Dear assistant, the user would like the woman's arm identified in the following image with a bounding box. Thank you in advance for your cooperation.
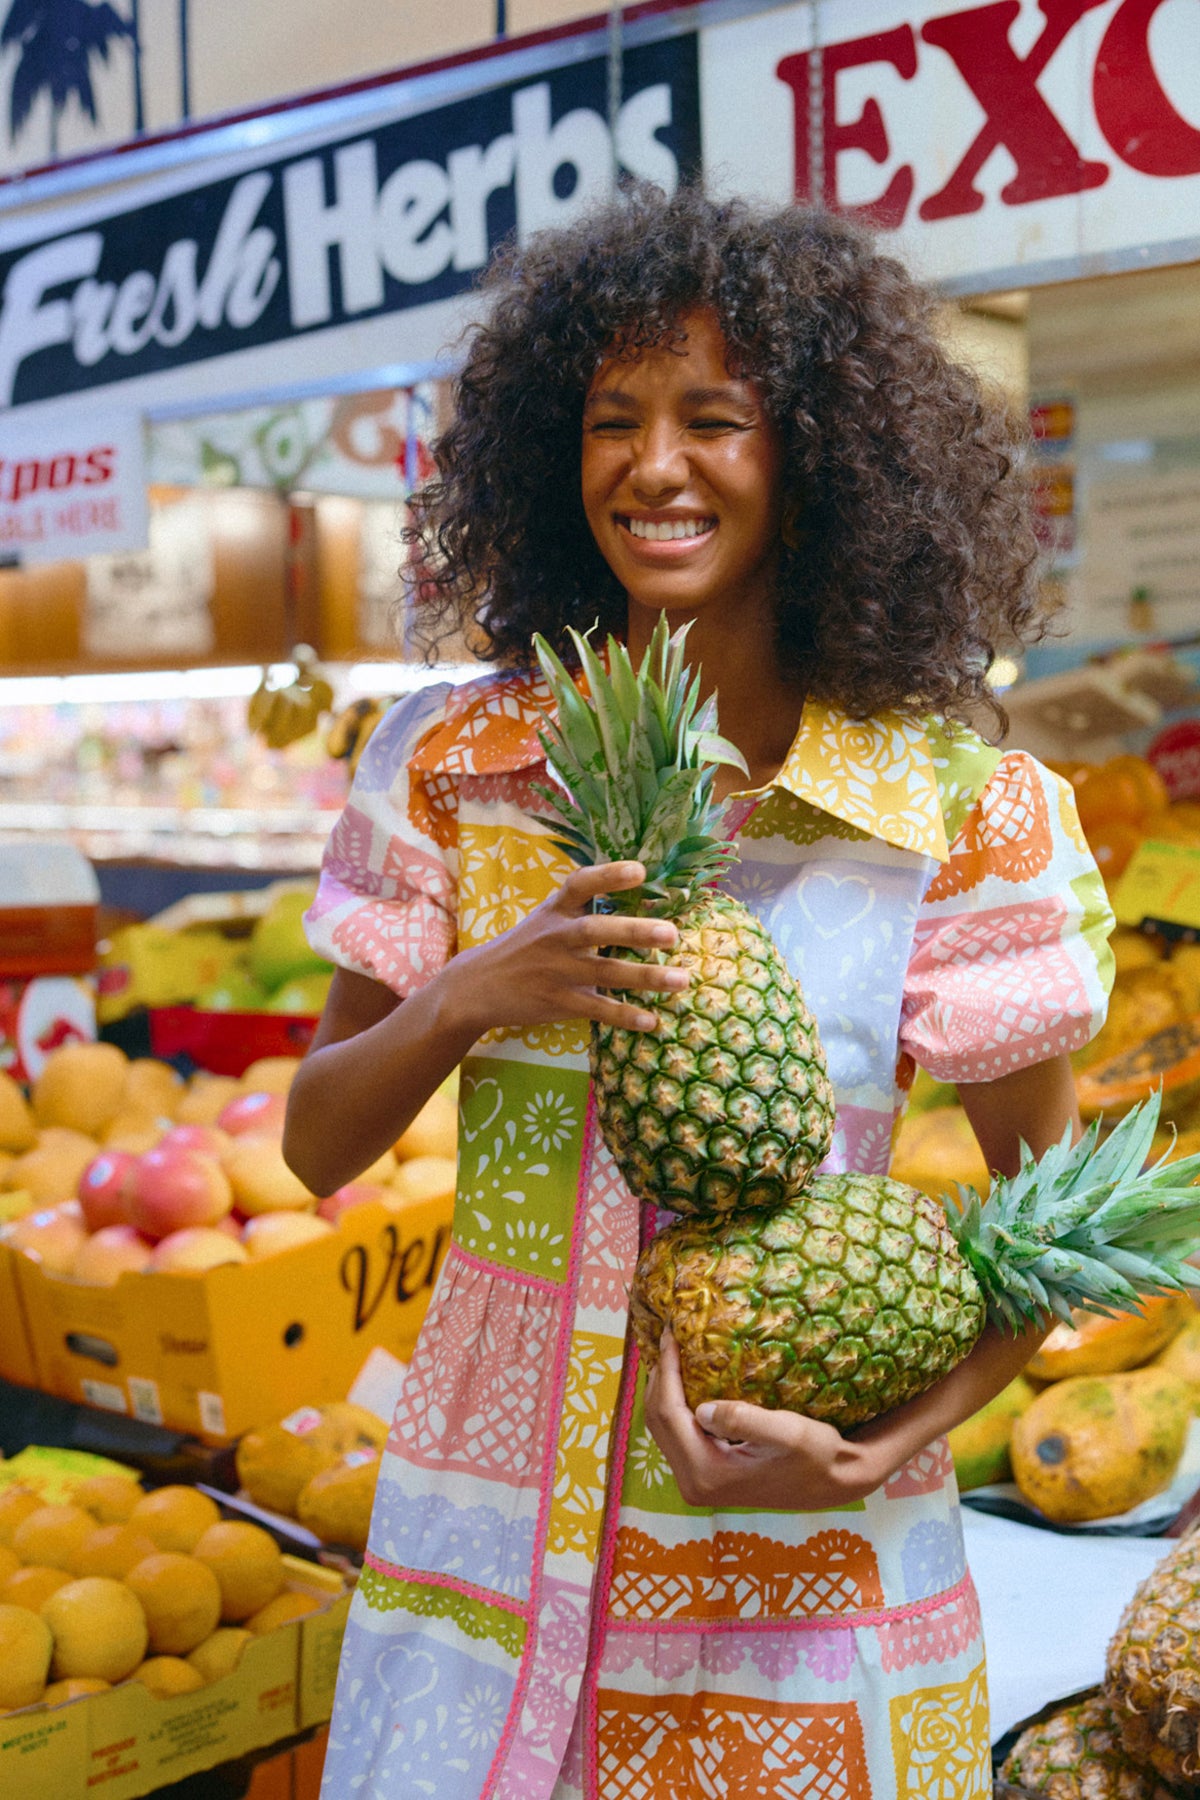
[284,860,688,1198]
[643,1053,1080,1511]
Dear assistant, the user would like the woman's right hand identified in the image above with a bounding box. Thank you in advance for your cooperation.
[442,860,689,1039]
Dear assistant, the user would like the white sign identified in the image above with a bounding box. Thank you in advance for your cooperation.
[701,0,1200,289]
[1067,455,1200,646]
[0,411,148,564]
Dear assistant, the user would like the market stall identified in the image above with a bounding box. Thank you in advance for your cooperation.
[1,1,1199,1795]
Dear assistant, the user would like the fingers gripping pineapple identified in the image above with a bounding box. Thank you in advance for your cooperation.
[536,618,1200,1432]
[533,616,836,1215]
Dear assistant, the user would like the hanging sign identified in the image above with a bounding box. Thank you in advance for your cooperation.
[0,411,148,563]
[0,36,699,418]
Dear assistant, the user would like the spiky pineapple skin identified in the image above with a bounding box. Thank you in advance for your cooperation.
[592,891,835,1216]
[1001,1692,1180,1800]
[629,1171,986,1428]
[1106,1532,1200,1787]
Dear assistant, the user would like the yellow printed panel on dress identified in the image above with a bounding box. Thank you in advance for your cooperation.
[548,1328,625,1558]
[457,822,572,947]
[890,1660,990,1800]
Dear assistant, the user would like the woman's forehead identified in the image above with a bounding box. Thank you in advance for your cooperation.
[586,308,755,398]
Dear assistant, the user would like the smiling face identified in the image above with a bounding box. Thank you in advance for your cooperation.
[581,309,785,634]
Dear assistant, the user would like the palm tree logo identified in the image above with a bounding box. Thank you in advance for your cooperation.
[2,0,135,157]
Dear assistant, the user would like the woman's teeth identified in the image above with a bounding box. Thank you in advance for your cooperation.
[624,517,714,541]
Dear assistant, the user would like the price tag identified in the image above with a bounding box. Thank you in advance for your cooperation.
[1113,838,1200,930]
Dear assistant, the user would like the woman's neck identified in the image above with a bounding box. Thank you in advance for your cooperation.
[625,603,806,800]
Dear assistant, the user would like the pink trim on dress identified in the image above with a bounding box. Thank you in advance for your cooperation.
[361,1551,531,1619]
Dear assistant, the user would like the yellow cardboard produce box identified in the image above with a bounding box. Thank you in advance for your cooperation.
[0,1560,349,1800]
[9,1195,451,1441]
[0,1233,36,1386]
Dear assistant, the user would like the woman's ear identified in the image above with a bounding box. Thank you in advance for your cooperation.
[781,504,806,552]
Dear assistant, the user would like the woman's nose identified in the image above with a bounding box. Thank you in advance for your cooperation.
[630,422,686,496]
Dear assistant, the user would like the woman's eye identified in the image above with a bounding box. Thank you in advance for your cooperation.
[691,418,740,432]
[589,418,635,434]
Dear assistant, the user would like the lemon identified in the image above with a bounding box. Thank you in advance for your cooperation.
[187,1626,252,1685]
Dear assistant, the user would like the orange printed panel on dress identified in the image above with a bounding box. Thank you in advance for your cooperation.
[596,1687,872,1800]
[925,758,1052,903]
[608,1526,884,1622]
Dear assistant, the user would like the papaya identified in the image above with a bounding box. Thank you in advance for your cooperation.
[889,1106,990,1205]
[1010,1368,1191,1524]
[1073,967,1186,1072]
[947,1374,1037,1490]
[1075,1014,1200,1124]
[235,1402,387,1518]
[1152,1315,1200,1402]
[295,1451,380,1552]
[1025,1294,1193,1382]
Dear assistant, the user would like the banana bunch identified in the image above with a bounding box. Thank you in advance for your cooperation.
[247,646,335,750]
[326,696,389,777]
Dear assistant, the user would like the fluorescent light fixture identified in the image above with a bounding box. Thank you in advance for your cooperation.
[344,661,483,693]
[0,665,296,707]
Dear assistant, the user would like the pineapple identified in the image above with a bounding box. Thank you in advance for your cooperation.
[1000,1691,1179,1800]
[533,619,835,1214]
[631,1098,1200,1427]
[536,619,1200,1432]
[1106,1530,1200,1787]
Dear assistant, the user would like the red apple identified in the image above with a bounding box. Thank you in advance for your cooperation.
[77,1150,137,1232]
[317,1181,390,1224]
[147,1227,249,1272]
[127,1145,234,1241]
[216,1091,287,1139]
[73,1224,153,1285]
[158,1124,231,1159]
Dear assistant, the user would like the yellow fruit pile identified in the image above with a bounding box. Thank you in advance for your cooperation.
[0,1477,321,1715]
[0,1042,457,1281]
[235,1402,387,1554]
[949,1295,1200,1523]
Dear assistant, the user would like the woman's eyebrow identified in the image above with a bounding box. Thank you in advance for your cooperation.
[583,386,640,412]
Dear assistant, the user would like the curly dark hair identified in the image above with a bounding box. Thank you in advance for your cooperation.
[407,184,1043,729]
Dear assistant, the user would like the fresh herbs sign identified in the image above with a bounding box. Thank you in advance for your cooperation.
[0,36,699,410]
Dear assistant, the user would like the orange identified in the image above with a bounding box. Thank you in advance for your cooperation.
[1103,753,1169,819]
[244,1590,322,1635]
[125,1552,222,1656]
[0,1487,41,1547]
[10,1504,96,1574]
[75,1524,160,1581]
[133,1655,206,1697]
[71,1475,142,1524]
[40,1577,148,1682]
[43,1676,110,1705]
[187,1626,252,1684]
[0,1603,53,1710]
[191,1521,284,1623]
[0,1545,20,1585]
[1084,818,1143,884]
[2,1565,72,1612]
[129,1486,221,1554]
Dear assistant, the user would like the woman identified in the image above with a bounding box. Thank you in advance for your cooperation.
[286,185,1113,1800]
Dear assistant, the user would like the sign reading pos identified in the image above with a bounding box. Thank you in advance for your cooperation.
[0,413,148,564]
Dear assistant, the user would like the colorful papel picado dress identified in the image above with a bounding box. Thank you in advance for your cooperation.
[305,668,1114,1800]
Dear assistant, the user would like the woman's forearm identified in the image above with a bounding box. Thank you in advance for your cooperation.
[283,962,480,1197]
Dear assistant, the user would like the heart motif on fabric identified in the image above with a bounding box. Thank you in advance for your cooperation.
[795,871,876,939]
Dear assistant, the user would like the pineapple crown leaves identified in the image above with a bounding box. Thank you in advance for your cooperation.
[946,1091,1200,1333]
[530,616,749,914]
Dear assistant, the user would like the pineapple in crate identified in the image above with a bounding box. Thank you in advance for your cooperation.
[534,621,1200,1432]
[1000,1690,1179,1800]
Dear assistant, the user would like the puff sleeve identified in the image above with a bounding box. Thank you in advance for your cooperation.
[898,750,1115,1083]
[304,685,458,998]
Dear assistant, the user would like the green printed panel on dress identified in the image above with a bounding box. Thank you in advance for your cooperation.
[455,1055,590,1280]
[359,1564,527,1658]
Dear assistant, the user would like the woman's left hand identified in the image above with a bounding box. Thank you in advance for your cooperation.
[643,1331,886,1512]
